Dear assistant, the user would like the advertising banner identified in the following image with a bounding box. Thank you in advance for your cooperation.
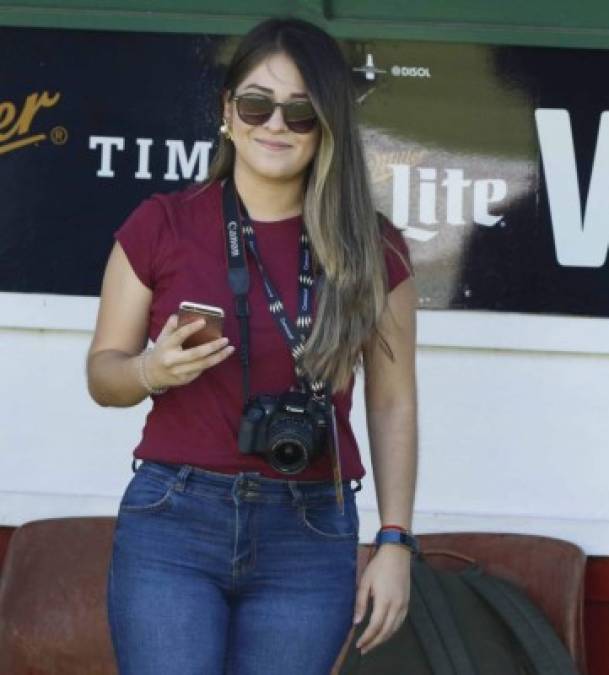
[1,26,608,315]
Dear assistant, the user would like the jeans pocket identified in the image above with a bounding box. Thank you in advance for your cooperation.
[299,494,359,540]
[119,471,174,513]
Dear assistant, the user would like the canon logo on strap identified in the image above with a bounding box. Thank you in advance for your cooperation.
[227,220,239,258]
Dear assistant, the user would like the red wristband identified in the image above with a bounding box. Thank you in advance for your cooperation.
[380,524,410,531]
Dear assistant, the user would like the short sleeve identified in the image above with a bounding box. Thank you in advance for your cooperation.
[379,214,413,292]
[113,196,168,290]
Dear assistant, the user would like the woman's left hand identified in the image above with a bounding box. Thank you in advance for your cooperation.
[352,544,412,655]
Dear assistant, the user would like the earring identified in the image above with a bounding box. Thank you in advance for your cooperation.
[220,117,233,141]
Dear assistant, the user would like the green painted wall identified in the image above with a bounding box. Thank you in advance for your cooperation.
[1,0,609,49]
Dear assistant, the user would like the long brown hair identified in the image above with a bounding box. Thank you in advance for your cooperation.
[200,18,410,393]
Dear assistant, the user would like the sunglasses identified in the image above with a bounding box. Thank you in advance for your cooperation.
[232,93,318,134]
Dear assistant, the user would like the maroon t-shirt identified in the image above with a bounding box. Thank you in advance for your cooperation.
[113,179,411,481]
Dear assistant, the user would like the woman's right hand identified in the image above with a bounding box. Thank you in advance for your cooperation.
[143,314,235,390]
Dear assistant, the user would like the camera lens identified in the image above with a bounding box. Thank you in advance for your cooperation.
[272,441,307,472]
[268,416,311,474]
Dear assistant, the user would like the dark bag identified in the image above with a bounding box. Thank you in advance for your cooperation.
[339,551,580,674]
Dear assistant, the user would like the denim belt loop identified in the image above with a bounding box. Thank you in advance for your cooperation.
[287,480,304,507]
[231,472,248,502]
[173,464,193,493]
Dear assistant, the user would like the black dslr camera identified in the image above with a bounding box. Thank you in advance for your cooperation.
[238,389,329,474]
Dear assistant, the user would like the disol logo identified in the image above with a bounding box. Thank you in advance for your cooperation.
[0,91,63,155]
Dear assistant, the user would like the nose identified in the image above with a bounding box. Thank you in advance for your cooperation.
[264,104,289,132]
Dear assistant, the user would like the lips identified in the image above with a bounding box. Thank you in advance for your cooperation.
[255,139,292,150]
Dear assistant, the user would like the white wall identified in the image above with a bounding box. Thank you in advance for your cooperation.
[2,291,608,554]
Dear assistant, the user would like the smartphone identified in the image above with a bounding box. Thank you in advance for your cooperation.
[177,301,225,349]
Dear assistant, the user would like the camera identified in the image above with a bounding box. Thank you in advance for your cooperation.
[238,389,329,474]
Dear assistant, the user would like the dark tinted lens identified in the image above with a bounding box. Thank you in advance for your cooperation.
[283,100,317,133]
[236,95,273,125]
[287,119,317,133]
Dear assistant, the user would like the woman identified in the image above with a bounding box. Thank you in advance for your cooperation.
[87,17,418,675]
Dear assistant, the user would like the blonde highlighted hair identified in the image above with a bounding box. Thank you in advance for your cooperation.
[197,18,411,393]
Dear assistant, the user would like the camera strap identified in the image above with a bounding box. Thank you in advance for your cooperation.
[222,176,345,510]
[222,175,324,401]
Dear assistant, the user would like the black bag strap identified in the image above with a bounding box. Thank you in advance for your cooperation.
[461,567,579,675]
[411,556,480,675]
[408,571,458,675]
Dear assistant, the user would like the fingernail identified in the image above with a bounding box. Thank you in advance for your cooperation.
[353,615,361,624]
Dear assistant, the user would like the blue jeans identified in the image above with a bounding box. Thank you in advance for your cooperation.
[107,460,362,675]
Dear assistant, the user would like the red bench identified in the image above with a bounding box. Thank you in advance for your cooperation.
[0,518,587,674]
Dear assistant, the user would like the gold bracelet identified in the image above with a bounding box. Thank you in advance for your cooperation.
[137,348,168,395]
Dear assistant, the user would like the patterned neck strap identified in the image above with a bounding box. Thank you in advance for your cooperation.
[222,176,326,403]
